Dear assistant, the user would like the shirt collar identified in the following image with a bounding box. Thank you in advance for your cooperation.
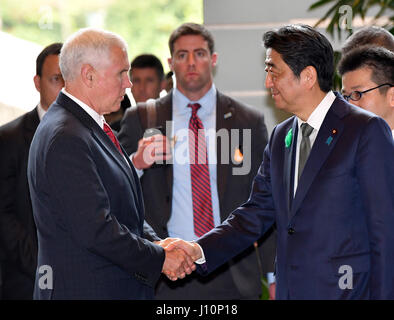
[36,103,46,121]
[61,88,105,129]
[297,90,336,131]
[172,84,216,116]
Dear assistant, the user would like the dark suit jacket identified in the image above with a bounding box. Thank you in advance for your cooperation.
[118,90,276,299]
[0,108,40,299]
[27,92,165,300]
[197,94,394,299]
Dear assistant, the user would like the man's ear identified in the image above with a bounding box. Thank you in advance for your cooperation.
[81,64,95,88]
[167,57,173,72]
[33,75,41,92]
[387,86,394,108]
[211,52,218,68]
[301,66,317,89]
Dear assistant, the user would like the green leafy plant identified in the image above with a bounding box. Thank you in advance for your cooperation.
[0,0,203,70]
[309,0,393,39]
[308,0,393,90]
[260,276,270,300]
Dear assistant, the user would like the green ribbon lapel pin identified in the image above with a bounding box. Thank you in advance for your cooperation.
[285,128,293,148]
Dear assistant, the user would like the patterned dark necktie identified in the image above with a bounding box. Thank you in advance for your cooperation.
[103,122,123,155]
[188,103,214,237]
[298,122,314,181]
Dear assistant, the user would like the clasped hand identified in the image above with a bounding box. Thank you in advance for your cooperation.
[154,238,202,281]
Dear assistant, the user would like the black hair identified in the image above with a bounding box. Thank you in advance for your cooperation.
[169,22,215,55]
[263,24,334,92]
[338,46,394,92]
[130,54,164,80]
[342,26,394,54]
[36,42,63,76]
[165,71,173,79]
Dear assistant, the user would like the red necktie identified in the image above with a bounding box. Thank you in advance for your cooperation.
[103,122,123,155]
[188,103,214,237]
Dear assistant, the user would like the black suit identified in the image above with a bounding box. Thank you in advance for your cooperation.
[118,90,276,299]
[28,92,164,299]
[0,108,40,299]
[196,95,394,299]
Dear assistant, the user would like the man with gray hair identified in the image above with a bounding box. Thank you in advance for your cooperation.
[341,26,394,54]
[27,28,194,300]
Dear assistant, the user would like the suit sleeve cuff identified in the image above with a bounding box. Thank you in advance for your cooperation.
[192,242,206,264]
[130,153,144,178]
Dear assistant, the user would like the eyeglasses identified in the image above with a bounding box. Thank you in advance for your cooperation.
[343,83,393,102]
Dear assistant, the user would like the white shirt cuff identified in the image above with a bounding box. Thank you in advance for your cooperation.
[192,242,206,264]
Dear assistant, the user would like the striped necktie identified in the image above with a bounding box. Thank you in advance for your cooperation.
[103,122,123,155]
[188,103,214,237]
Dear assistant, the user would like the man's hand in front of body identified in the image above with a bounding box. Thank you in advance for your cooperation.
[155,238,197,281]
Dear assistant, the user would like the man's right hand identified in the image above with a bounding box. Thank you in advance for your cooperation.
[132,134,172,170]
[162,247,196,281]
[166,239,203,262]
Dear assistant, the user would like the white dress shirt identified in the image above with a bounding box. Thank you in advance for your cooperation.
[293,91,336,195]
[168,85,221,240]
[61,88,105,128]
[36,103,47,121]
[61,89,131,167]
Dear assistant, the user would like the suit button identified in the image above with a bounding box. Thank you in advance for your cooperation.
[166,196,170,203]
[288,228,295,235]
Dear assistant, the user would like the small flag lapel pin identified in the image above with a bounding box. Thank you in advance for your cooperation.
[224,112,232,119]
[326,129,337,146]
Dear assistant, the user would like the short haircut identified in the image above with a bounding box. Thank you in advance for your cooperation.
[338,46,394,93]
[36,42,63,76]
[165,71,173,80]
[263,24,334,92]
[169,22,215,55]
[129,54,164,80]
[60,28,128,81]
[342,26,394,54]
[120,93,131,112]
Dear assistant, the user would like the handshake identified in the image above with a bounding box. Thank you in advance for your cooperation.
[154,238,203,281]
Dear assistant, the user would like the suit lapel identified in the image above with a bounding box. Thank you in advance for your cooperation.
[216,91,236,221]
[23,107,40,145]
[283,117,298,215]
[93,128,138,186]
[57,92,141,211]
[290,98,346,220]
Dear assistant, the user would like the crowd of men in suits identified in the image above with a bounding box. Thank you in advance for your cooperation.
[0,22,393,300]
